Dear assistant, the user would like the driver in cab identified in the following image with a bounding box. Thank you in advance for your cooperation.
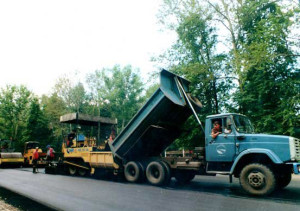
[211,121,222,139]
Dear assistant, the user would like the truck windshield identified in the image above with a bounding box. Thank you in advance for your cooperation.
[233,115,254,134]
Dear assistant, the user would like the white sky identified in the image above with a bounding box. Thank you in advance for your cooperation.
[0,0,176,96]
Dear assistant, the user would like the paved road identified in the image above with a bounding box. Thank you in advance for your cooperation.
[0,168,299,211]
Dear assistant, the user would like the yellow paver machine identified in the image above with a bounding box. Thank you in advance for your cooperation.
[45,112,118,175]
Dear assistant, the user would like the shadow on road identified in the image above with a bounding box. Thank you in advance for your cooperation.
[165,178,300,205]
[93,173,300,205]
[0,187,55,211]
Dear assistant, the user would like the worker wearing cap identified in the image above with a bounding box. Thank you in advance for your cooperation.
[32,147,39,173]
[46,145,55,161]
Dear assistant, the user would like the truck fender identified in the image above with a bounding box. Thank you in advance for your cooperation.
[230,148,283,174]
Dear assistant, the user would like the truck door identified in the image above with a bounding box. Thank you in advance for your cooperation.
[206,117,236,162]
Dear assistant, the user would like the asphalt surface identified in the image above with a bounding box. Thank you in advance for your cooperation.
[0,168,299,211]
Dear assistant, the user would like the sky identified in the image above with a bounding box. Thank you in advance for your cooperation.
[0,0,176,96]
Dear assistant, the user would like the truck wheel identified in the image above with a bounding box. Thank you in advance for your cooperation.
[78,168,87,177]
[240,163,276,196]
[174,170,196,184]
[146,161,166,186]
[159,161,171,185]
[69,166,77,176]
[124,161,143,183]
[276,173,292,189]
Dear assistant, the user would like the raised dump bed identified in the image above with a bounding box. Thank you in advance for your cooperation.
[109,69,202,161]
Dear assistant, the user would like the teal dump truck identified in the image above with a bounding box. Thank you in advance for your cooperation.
[47,69,300,196]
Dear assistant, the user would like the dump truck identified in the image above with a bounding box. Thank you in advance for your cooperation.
[0,139,23,167]
[46,69,300,196]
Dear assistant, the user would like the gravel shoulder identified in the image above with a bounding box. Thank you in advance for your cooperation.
[0,199,20,211]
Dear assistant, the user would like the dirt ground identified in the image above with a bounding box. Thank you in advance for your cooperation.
[0,199,19,211]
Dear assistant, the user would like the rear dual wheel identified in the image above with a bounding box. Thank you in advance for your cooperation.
[146,161,171,186]
[124,161,144,183]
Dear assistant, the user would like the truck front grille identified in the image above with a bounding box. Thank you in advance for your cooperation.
[295,138,300,161]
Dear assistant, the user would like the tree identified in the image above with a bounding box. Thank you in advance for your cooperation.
[69,82,88,113]
[144,83,159,100]
[235,0,299,136]
[53,75,89,113]
[0,85,32,150]
[0,85,32,140]
[158,0,299,143]
[22,98,52,149]
[53,76,73,110]
[41,93,67,149]
[87,65,144,130]
[158,0,233,148]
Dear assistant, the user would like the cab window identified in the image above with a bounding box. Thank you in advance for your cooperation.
[224,117,233,134]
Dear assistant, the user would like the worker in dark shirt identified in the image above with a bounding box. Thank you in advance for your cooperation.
[67,129,76,147]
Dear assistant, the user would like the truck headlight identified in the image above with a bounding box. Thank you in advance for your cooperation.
[289,137,296,161]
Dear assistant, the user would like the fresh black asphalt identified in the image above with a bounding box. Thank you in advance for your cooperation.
[0,168,299,211]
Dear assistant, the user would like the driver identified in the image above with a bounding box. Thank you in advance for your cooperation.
[211,121,222,139]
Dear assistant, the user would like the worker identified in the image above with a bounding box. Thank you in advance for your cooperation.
[211,121,222,139]
[67,129,76,147]
[109,125,116,141]
[46,145,55,161]
[32,147,39,173]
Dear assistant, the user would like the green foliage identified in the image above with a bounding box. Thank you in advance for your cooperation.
[53,76,89,113]
[0,85,32,149]
[235,0,299,136]
[87,65,145,131]
[69,82,89,113]
[41,93,67,150]
[22,98,52,150]
[158,0,234,147]
[158,0,300,148]
[144,83,160,100]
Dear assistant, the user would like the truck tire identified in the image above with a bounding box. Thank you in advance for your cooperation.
[240,163,276,196]
[124,161,143,183]
[146,161,166,186]
[174,170,196,184]
[159,161,171,185]
[276,173,292,189]
[78,168,87,176]
[69,166,77,176]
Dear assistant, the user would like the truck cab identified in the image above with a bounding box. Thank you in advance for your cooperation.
[205,113,300,195]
